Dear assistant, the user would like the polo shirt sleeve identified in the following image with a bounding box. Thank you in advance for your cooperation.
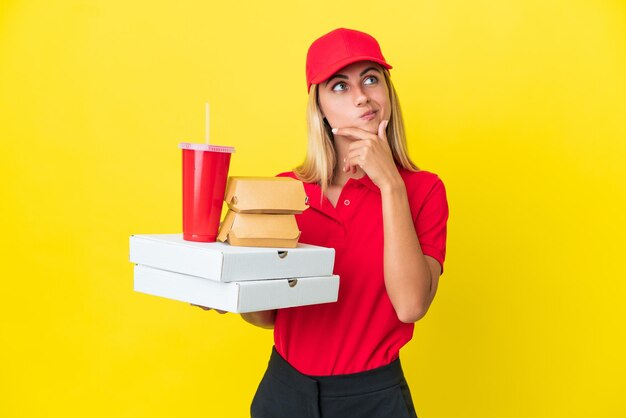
[413,176,449,274]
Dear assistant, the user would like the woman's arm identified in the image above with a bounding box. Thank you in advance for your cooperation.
[240,310,277,329]
[335,120,442,323]
[191,305,276,329]
[380,179,441,323]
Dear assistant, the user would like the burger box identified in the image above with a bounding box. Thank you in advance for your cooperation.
[217,211,300,248]
[133,264,340,313]
[224,176,308,214]
[129,234,335,282]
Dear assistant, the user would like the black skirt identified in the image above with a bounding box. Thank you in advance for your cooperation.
[250,347,418,418]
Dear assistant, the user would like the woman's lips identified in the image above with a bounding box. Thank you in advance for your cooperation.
[360,110,378,121]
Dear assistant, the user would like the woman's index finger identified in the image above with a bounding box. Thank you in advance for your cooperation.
[332,126,378,141]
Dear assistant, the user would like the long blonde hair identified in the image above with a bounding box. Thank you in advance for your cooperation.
[295,68,418,197]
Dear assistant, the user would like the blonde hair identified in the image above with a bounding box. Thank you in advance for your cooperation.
[294,68,418,197]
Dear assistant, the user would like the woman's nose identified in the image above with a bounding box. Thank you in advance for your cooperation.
[353,86,369,106]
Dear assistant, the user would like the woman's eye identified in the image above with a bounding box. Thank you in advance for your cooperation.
[332,82,347,91]
[364,75,378,85]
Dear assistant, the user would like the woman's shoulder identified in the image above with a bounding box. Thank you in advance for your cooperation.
[398,167,445,189]
[399,168,448,210]
[275,171,298,179]
[275,171,315,186]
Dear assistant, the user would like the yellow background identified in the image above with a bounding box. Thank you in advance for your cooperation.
[1,0,625,417]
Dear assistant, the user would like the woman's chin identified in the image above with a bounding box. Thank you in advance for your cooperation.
[361,119,380,134]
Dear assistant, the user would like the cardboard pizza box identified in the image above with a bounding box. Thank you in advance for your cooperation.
[129,234,335,282]
[133,264,340,313]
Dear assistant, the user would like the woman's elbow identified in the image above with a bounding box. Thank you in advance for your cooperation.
[241,310,276,329]
[396,304,429,324]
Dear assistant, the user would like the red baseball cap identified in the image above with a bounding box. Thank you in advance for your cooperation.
[306,28,392,93]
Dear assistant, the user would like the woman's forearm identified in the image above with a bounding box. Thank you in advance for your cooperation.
[380,178,433,323]
[241,310,277,329]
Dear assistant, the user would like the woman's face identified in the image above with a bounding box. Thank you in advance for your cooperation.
[317,61,391,134]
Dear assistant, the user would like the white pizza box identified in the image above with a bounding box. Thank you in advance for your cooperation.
[133,264,340,313]
[129,234,335,282]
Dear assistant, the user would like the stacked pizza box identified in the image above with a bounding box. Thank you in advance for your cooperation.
[130,177,339,313]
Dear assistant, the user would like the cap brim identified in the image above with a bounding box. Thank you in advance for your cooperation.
[309,56,392,88]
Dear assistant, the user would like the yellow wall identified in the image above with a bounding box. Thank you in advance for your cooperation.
[1,1,625,417]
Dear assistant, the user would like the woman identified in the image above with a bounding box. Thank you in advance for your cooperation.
[241,28,449,418]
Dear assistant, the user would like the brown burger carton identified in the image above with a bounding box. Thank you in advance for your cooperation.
[224,177,308,214]
[217,211,300,248]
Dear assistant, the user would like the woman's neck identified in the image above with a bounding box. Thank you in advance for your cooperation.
[332,135,364,187]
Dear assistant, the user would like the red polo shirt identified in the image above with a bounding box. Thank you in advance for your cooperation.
[274,168,449,376]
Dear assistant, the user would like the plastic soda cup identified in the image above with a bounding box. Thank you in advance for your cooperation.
[179,143,235,242]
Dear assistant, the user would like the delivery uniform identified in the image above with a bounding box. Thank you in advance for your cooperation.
[251,168,449,418]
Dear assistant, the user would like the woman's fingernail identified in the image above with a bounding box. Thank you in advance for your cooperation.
[331,128,338,134]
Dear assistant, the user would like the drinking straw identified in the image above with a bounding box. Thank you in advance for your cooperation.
[205,102,210,144]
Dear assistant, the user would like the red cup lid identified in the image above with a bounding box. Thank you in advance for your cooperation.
[179,142,235,153]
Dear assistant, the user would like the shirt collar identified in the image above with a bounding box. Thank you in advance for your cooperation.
[299,166,409,217]
[350,173,380,194]
[302,181,339,220]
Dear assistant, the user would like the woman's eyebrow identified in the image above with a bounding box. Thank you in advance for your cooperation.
[359,67,381,76]
[324,67,381,87]
[325,74,348,86]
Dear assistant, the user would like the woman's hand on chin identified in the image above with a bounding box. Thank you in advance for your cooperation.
[332,120,402,191]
